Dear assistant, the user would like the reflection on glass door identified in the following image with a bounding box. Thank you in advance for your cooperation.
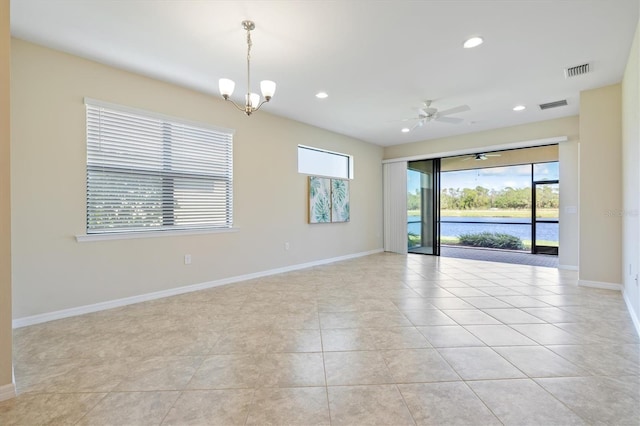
[533,181,559,255]
[407,159,440,255]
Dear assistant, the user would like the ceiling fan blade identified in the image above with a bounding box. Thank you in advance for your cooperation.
[435,116,464,124]
[438,105,471,116]
[389,117,419,123]
[410,120,425,131]
[460,156,474,162]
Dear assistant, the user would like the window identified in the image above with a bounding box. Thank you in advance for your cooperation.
[533,161,559,182]
[85,99,234,234]
[298,145,353,179]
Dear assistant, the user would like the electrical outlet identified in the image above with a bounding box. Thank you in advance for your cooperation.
[285,242,290,251]
[184,254,192,265]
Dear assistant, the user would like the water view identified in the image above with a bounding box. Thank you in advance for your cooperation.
[408,216,559,243]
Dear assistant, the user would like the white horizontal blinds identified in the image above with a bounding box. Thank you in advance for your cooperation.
[383,161,408,254]
[86,102,233,234]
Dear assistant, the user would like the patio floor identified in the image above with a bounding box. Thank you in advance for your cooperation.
[440,245,559,268]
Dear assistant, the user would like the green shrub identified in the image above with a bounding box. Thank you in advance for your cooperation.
[408,232,420,248]
[458,232,524,250]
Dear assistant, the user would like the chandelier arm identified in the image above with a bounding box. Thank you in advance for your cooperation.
[223,97,249,114]
[251,99,271,113]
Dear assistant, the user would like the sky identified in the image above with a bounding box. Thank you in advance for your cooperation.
[408,162,558,193]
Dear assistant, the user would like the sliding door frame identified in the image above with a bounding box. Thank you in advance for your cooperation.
[532,178,560,255]
[433,158,441,256]
[407,158,441,256]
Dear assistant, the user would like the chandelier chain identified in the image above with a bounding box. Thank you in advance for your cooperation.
[246,29,252,100]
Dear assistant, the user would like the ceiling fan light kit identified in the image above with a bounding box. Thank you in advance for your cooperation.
[219,20,276,116]
[459,152,502,162]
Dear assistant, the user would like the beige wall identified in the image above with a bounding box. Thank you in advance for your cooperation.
[579,84,623,286]
[383,116,580,269]
[11,39,384,319]
[622,15,640,325]
[0,0,13,395]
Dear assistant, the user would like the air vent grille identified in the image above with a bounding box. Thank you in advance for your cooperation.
[539,100,568,110]
[565,63,590,78]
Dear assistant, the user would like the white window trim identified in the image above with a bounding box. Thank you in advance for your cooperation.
[76,227,239,242]
[298,144,354,180]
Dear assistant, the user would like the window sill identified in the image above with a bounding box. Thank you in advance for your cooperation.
[76,227,239,242]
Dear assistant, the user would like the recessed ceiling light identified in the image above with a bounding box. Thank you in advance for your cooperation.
[401,128,410,133]
[463,36,484,49]
[315,92,328,99]
[513,105,526,111]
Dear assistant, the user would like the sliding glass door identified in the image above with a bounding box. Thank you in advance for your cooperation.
[533,181,559,255]
[407,159,440,255]
[532,162,559,255]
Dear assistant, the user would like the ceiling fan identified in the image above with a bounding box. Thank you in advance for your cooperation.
[401,100,470,130]
[461,152,502,161]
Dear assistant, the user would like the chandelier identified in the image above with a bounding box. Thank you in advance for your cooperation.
[219,20,276,116]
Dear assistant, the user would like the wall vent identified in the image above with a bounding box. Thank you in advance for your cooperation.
[565,63,590,78]
[539,100,568,110]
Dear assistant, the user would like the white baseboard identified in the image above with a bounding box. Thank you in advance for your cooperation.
[558,264,579,271]
[13,248,384,328]
[0,383,16,402]
[578,279,623,291]
[623,289,640,339]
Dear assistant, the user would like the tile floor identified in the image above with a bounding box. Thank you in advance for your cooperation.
[1,253,639,425]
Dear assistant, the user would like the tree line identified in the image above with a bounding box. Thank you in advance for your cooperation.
[408,186,559,210]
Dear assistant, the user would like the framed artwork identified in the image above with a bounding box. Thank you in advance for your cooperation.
[308,176,350,223]
[308,176,331,223]
[331,178,350,222]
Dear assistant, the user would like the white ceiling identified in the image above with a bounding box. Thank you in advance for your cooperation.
[10,0,639,146]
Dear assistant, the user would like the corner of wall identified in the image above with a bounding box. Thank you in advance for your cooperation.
[578,84,623,286]
[620,12,640,336]
[0,382,16,402]
[623,288,640,338]
[0,0,13,396]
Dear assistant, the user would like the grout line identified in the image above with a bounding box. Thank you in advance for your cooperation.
[529,377,590,423]
[461,379,507,425]
[393,383,418,426]
[71,391,110,426]
[241,388,258,426]
[157,390,183,426]
[318,311,333,425]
